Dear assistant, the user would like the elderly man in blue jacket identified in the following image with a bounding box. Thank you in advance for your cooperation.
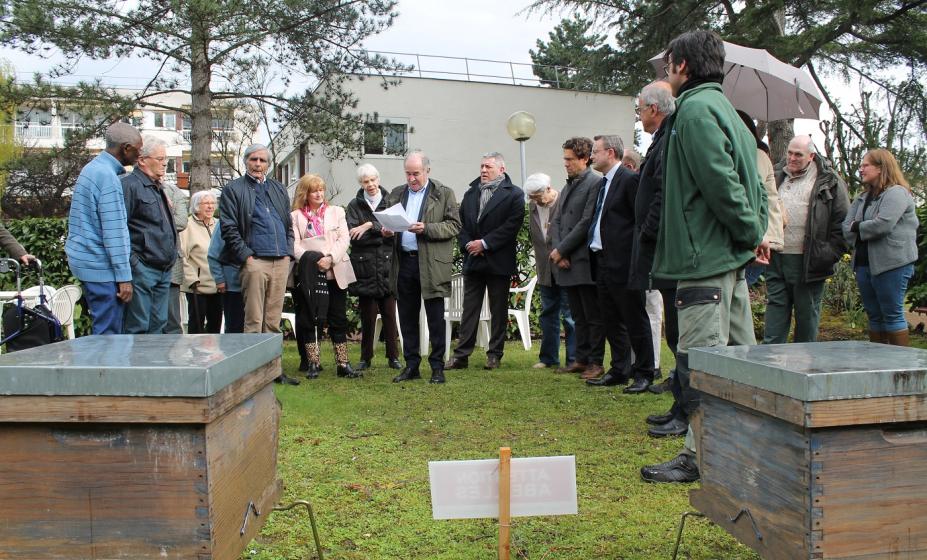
[66,122,141,334]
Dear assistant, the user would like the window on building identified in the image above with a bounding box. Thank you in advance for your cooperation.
[363,121,408,156]
[166,159,176,174]
[154,112,176,129]
[119,114,143,128]
[182,161,191,173]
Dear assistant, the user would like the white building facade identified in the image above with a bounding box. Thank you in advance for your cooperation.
[273,74,634,204]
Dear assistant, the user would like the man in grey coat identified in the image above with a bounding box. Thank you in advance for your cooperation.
[550,136,605,379]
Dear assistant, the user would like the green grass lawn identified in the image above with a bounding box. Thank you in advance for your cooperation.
[246,339,766,560]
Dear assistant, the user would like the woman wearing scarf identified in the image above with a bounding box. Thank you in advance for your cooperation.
[291,174,357,377]
[180,190,223,333]
[345,164,402,372]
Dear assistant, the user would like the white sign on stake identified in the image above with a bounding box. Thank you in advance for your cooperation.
[428,455,577,520]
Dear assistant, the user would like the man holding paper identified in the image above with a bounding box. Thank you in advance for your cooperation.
[385,151,461,384]
[445,152,524,371]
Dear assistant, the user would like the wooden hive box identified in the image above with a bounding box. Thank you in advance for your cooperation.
[0,333,283,560]
[689,341,927,560]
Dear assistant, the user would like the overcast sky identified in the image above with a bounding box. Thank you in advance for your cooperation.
[4,0,826,145]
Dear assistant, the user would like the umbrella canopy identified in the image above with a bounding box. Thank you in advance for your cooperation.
[649,41,823,122]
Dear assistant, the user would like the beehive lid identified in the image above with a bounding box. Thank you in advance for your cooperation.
[690,341,927,401]
[0,334,281,397]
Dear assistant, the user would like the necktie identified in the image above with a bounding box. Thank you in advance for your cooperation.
[588,177,609,243]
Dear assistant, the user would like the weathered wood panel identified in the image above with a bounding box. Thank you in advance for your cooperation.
[813,424,927,558]
[0,424,209,559]
[806,394,927,428]
[0,358,280,424]
[694,394,812,559]
[205,384,281,560]
[692,370,806,426]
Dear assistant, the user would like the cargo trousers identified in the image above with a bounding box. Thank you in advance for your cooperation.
[671,267,756,454]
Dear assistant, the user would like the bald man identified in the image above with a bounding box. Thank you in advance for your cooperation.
[763,135,849,344]
[66,122,141,334]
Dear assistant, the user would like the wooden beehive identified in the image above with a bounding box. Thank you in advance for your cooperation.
[689,341,927,560]
[0,334,283,560]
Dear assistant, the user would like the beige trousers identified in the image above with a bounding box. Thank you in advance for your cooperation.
[240,256,290,334]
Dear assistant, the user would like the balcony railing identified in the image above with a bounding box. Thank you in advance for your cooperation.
[14,123,53,139]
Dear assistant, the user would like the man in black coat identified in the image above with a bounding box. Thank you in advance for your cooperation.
[586,134,654,392]
[629,81,685,435]
[445,152,525,370]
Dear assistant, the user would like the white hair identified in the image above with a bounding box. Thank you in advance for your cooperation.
[190,190,217,215]
[243,143,270,165]
[639,83,676,116]
[356,163,380,183]
[481,151,506,168]
[524,172,551,196]
[139,135,167,158]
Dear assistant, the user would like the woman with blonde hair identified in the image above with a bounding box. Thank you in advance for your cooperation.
[291,174,358,377]
[843,149,919,346]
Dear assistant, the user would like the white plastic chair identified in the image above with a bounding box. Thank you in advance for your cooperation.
[374,298,428,355]
[507,276,538,351]
[178,289,188,333]
[443,274,490,360]
[280,292,296,338]
[21,285,57,309]
[49,285,81,340]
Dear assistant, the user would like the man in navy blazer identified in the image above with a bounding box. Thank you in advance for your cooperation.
[446,152,525,370]
[586,134,655,392]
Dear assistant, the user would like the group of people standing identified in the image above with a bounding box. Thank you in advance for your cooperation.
[54,29,919,486]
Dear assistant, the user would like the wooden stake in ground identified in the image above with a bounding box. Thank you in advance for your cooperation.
[498,447,512,560]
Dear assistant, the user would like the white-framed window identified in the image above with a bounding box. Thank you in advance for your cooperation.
[154,112,176,129]
[363,118,409,157]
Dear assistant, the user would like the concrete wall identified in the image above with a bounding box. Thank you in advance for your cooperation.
[275,75,634,205]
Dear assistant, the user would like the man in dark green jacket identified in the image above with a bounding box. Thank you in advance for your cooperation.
[386,151,461,384]
[641,30,767,484]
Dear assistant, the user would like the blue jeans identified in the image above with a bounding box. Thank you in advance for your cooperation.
[855,263,914,332]
[83,281,124,335]
[538,283,576,366]
[124,259,172,334]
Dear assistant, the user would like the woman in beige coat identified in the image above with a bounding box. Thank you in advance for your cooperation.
[291,174,357,378]
[180,190,222,333]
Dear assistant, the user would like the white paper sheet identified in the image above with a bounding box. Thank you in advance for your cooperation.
[373,203,413,232]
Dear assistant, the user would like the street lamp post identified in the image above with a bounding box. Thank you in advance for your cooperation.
[505,111,536,186]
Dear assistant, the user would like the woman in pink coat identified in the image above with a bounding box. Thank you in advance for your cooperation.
[291,174,357,378]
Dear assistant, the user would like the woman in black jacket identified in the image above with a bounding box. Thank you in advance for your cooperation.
[345,164,402,372]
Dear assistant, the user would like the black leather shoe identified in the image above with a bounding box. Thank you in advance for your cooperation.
[484,356,500,370]
[646,409,675,425]
[305,363,320,379]
[648,378,670,394]
[647,417,688,438]
[355,360,370,372]
[585,371,628,386]
[640,453,699,483]
[392,367,421,383]
[274,374,301,386]
[388,358,403,370]
[429,369,446,384]
[338,363,361,378]
[444,357,468,370]
[623,378,652,394]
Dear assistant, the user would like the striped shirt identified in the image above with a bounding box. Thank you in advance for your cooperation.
[65,151,132,282]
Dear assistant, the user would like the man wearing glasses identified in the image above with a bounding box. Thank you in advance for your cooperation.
[121,136,177,334]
